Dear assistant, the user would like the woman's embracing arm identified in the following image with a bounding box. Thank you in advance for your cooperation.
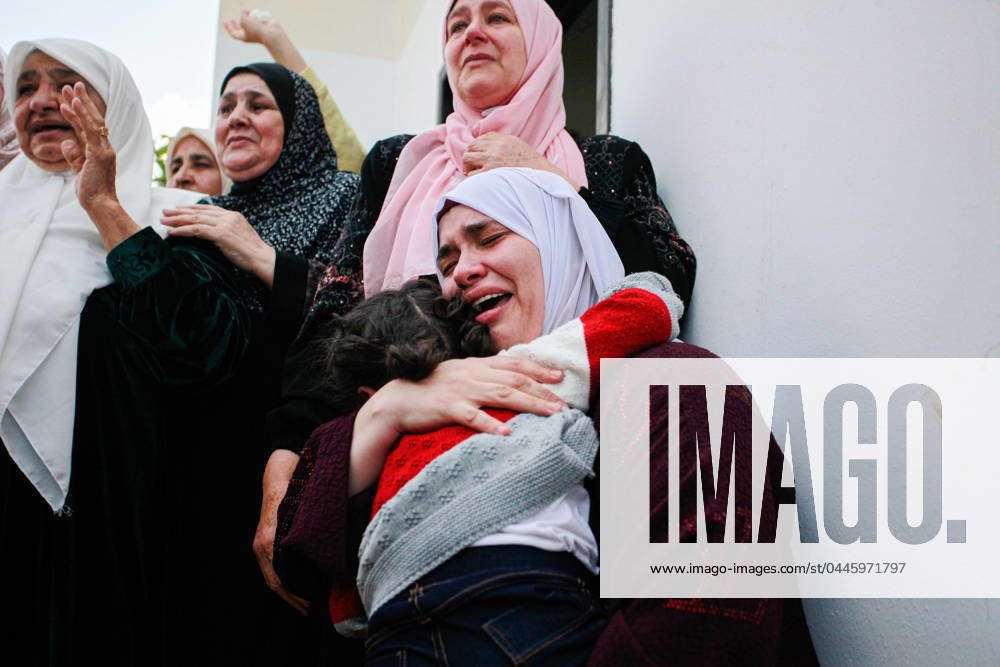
[256,448,311,615]
[273,414,360,596]
[269,355,569,593]
[504,271,684,411]
[348,356,567,494]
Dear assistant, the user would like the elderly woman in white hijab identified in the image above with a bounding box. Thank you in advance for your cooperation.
[0,45,20,169]
[0,38,204,666]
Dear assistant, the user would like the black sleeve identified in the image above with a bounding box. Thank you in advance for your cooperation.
[579,135,698,311]
[621,140,697,309]
[266,315,339,454]
[267,135,414,455]
[269,251,310,344]
[578,185,661,284]
[310,134,414,321]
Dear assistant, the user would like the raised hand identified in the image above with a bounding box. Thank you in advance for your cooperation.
[59,82,118,210]
[222,11,308,75]
[224,9,278,45]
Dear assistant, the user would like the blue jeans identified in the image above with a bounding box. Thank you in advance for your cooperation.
[365,546,606,666]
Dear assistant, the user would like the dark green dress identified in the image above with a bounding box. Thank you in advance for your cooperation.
[1,64,363,667]
[3,231,250,664]
[0,229,350,666]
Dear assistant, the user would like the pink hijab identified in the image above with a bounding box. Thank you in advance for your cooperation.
[362,0,586,295]
[0,46,21,170]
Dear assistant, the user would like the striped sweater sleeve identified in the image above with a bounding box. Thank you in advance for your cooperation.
[503,272,683,410]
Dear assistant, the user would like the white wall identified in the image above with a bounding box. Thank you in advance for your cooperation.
[611,0,1000,664]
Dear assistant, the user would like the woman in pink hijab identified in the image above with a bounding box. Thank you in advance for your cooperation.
[259,0,696,629]
[361,0,590,293]
[0,46,21,170]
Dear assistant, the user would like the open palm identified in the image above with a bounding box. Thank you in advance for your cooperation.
[223,10,274,44]
[59,82,117,208]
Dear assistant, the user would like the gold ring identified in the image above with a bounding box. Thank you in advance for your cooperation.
[99,126,110,137]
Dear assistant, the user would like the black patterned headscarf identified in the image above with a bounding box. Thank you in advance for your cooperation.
[206,63,359,310]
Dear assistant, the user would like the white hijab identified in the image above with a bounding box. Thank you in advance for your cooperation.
[165,126,232,194]
[431,167,625,336]
[0,39,201,511]
[0,45,20,169]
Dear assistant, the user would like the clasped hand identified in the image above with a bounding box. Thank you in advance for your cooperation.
[462,131,578,189]
[161,205,277,287]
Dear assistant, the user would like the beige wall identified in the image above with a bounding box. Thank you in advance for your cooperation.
[213,0,447,149]
[218,0,429,60]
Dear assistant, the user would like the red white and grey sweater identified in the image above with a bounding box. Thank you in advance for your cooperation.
[330,272,683,634]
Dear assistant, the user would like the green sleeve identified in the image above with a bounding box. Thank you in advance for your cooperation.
[105,226,254,389]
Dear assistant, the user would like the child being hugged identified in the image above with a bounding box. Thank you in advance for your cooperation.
[302,271,683,636]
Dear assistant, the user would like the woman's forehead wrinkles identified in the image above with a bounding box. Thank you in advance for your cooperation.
[171,150,214,166]
[15,67,81,83]
[448,0,514,20]
[18,55,80,83]
[463,219,494,235]
[437,218,493,259]
[455,219,496,242]
[223,88,271,100]
[19,51,82,84]
[49,67,79,79]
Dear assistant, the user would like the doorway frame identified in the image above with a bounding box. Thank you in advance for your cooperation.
[595,0,612,134]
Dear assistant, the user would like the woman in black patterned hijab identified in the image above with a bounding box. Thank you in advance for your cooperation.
[162,62,359,316]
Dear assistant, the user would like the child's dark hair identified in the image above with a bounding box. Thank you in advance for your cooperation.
[321,278,494,413]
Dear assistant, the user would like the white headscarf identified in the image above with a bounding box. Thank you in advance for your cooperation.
[165,126,232,194]
[0,39,201,511]
[431,168,625,336]
[0,45,20,170]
